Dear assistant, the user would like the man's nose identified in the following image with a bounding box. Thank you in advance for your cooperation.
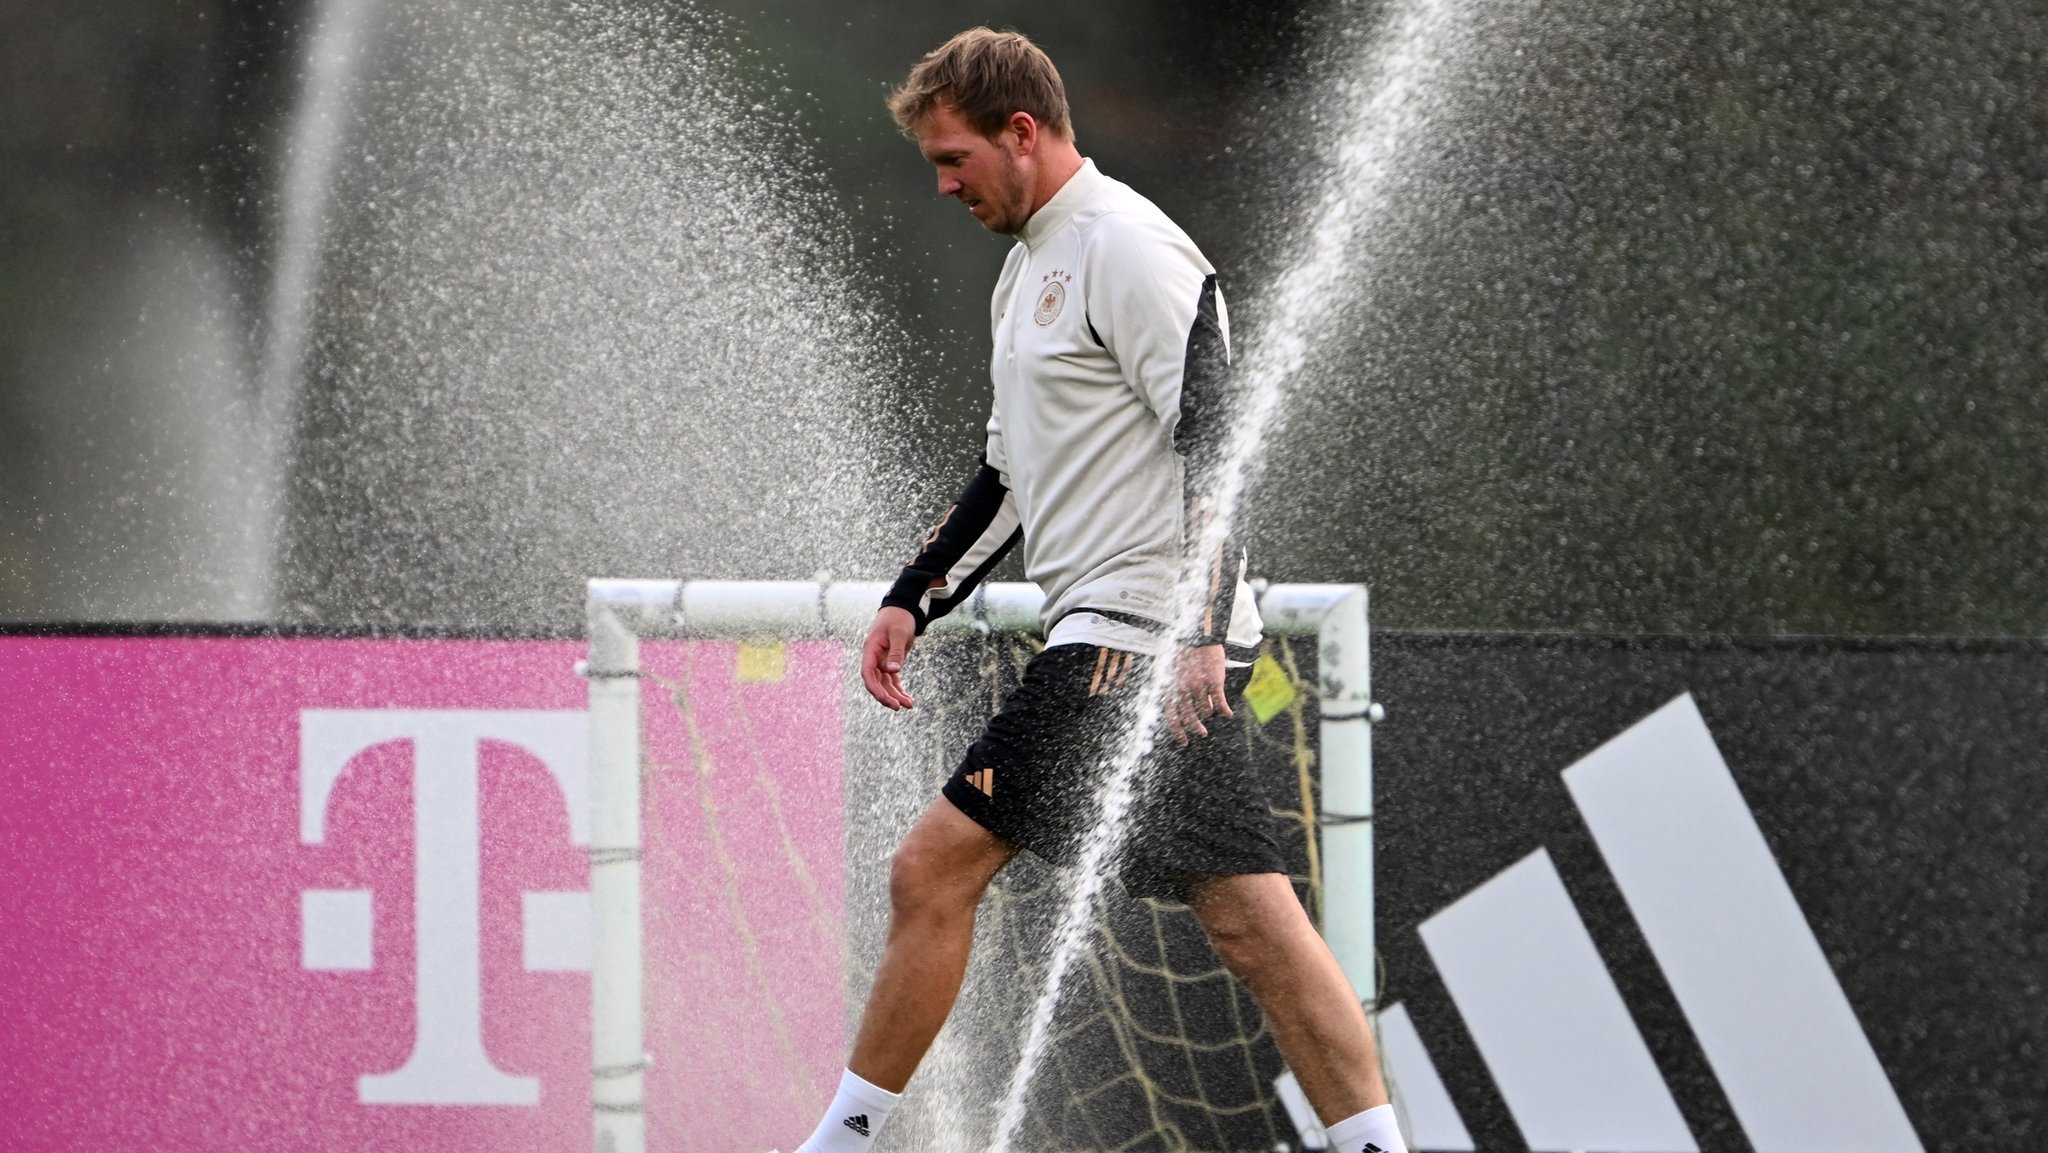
[936,172,961,197]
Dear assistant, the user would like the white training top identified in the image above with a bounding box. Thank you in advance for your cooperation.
[884,159,1263,658]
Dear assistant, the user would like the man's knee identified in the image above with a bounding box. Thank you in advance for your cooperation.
[887,838,967,919]
[1192,873,1304,979]
[888,801,1008,921]
[1197,905,1271,976]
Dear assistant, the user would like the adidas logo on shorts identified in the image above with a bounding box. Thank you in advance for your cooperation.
[842,1113,870,1136]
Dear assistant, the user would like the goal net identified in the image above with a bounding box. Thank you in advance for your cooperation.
[581,579,1377,1153]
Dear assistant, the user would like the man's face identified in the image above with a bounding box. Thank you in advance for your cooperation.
[915,102,1031,235]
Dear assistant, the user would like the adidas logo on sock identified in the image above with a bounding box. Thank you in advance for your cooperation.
[842,1113,870,1137]
[1361,1144,1385,1153]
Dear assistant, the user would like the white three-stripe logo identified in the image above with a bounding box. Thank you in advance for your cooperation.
[1380,694,1923,1153]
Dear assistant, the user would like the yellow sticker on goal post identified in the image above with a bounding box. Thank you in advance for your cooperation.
[1242,652,1297,724]
[734,640,787,683]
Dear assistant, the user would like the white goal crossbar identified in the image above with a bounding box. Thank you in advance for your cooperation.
[579,578,1378,1153]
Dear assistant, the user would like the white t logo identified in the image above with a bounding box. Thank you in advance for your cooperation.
[299,710,590,1106]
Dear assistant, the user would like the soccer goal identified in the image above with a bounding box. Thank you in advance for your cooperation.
[580,578,1378,1153]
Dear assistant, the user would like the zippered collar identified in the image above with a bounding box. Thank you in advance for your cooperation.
[1018,158,1102,250]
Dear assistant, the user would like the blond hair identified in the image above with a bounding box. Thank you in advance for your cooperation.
[887,27,1072,140]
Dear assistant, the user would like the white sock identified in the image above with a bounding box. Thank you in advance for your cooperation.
[793,1068,900,1153]
[1324,1103,1408,1153]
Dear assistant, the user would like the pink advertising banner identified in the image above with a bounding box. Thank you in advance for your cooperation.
[0,634,847,1152]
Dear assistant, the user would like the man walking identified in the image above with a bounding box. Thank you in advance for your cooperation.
[787,28,1408,1153]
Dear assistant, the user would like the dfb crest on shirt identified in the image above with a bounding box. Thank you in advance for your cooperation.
[1035,270,1070,325]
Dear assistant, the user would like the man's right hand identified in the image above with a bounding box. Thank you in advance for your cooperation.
[861,606,918,710]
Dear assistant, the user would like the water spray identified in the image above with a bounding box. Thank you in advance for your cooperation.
[259,0,386,614]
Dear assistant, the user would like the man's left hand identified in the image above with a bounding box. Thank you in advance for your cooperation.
[1167,643,1231,746]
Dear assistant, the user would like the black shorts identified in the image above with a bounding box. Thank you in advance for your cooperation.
[940,643,1286,902]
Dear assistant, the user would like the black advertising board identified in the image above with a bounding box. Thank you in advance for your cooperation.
[1372,633,2048,1151]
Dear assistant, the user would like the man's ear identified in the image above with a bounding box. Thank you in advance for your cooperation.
[1007,110,1040,157]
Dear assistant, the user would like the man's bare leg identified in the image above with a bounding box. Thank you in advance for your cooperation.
[788,799,1012,1152]
[850,797,1016,1090]
[1190,872,1401,1146]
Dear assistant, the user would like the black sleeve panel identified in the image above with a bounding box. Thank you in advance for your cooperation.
[881,456,1023,634]
[1174,274,1242,645]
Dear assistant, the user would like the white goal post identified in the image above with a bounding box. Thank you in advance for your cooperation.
[579,578,1380,1153]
